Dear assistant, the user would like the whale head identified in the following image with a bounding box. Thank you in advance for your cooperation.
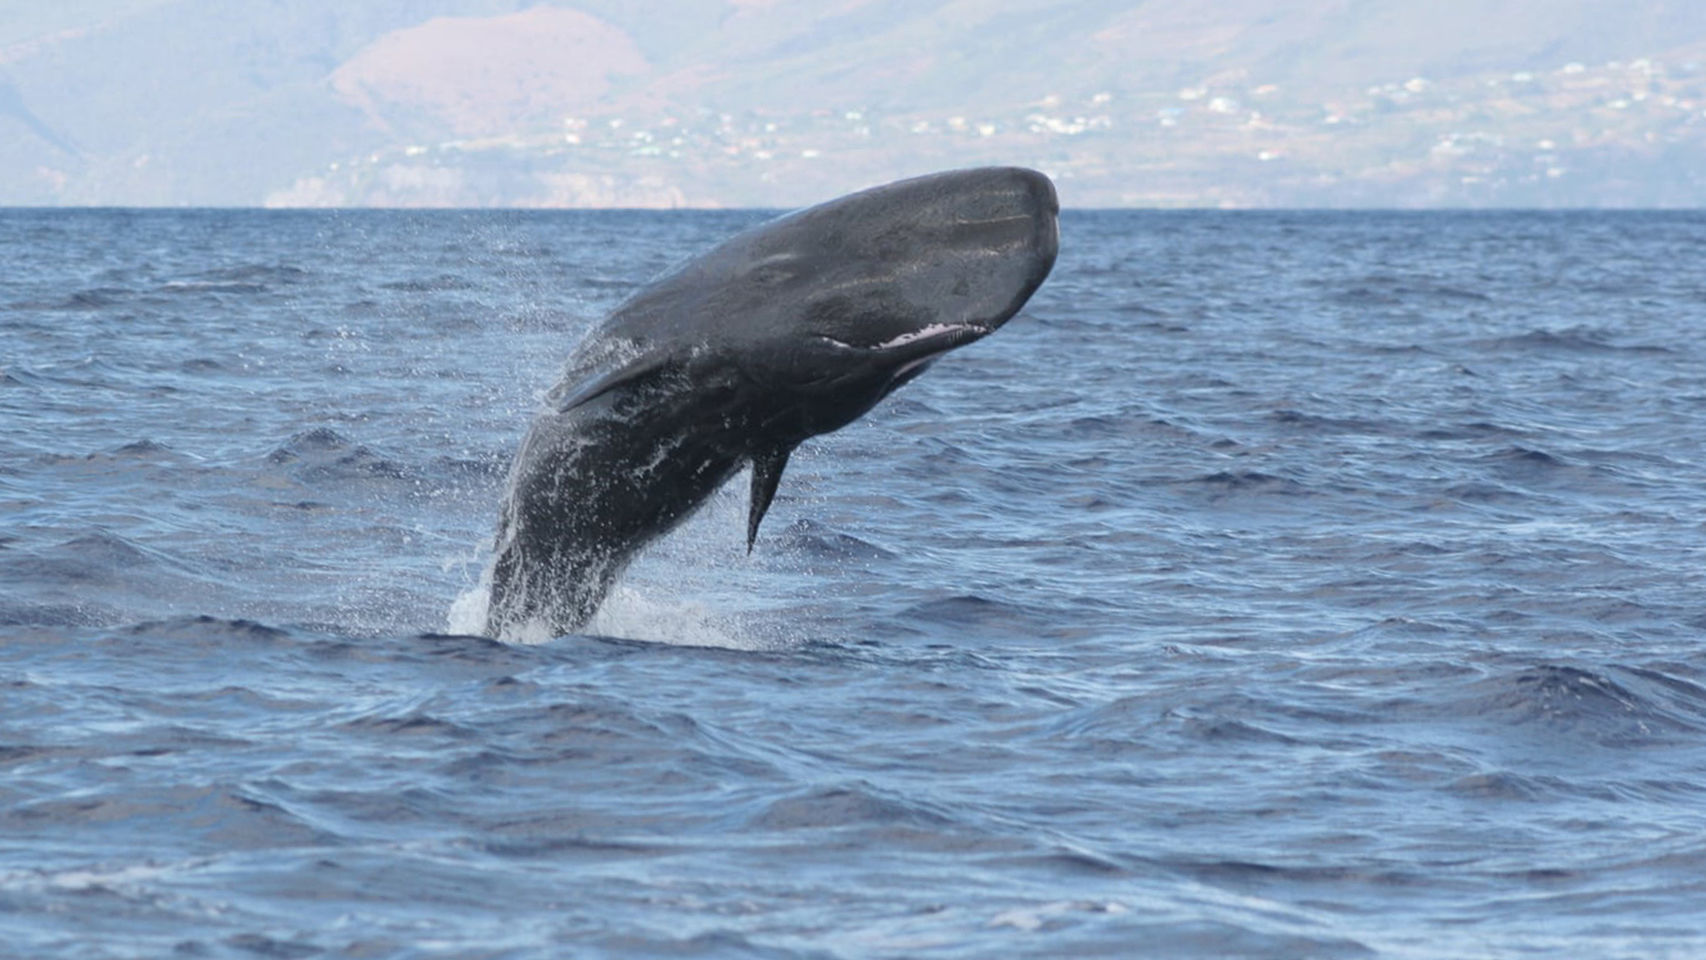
[735,166,1056,431]
[608,166,1058,436]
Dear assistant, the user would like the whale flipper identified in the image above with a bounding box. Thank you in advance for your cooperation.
[746,447,791,553]
[548,352,668,413]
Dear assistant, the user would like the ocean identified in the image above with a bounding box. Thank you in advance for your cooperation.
[3,206,1705,958]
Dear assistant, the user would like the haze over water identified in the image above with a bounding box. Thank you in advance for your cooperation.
[4,208,1706,956]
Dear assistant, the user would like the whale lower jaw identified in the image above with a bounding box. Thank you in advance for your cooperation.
[818,321,987,361]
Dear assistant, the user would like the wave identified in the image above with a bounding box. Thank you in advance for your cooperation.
[772,518,896,561]
[739,782,957,832]
[378,274,477,292]
[265,428,409,482]
[1449,663,1706,746]
[1468,327,1674,355]
[1179,470,1311,494]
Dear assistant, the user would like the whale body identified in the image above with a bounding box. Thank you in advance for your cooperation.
[484,167,1059,639]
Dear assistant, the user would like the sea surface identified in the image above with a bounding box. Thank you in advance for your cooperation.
[3,206,1706,958]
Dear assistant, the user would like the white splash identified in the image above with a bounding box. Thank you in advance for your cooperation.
[446,560,774,650]
[584,584,758,649]
[445,575,492,638]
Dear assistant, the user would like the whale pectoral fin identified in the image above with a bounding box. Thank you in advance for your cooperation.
[747,447,792,553]
[549,355,668,413]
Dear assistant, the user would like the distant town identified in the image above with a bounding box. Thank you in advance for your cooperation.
[271,55,1706,208]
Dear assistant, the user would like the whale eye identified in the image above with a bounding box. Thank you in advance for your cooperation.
[750,266,794,287]
[744,252,803,287]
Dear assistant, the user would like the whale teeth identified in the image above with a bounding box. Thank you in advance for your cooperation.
[871,322,975,350]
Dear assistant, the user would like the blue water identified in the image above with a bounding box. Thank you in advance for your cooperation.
[4,207,1706,958]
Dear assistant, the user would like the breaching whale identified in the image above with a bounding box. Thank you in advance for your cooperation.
[483,167,1059,639]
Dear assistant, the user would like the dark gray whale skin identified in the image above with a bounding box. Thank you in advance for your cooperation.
[484,167,1059,639]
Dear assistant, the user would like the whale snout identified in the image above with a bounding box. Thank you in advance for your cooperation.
[932,165,1058,216]
[919,167,1058,335]
[973,166,1058,297]
[1018,168,1062,267]
[931,169,1058,292]
[927,166,1059,257]
[975,166,1060,234]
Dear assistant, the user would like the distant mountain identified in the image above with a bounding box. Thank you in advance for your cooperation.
[2,0,1704,206]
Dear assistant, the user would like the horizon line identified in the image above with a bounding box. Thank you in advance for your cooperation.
[3,203,1704,214]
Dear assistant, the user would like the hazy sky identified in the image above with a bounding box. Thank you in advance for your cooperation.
[2,1,1704,207]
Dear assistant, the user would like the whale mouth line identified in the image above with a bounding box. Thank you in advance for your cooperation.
[819,322,985,353]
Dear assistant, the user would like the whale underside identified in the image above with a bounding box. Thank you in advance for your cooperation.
[484,167,1060,640]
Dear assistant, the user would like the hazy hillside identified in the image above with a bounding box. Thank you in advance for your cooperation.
[2,0,1704,206]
